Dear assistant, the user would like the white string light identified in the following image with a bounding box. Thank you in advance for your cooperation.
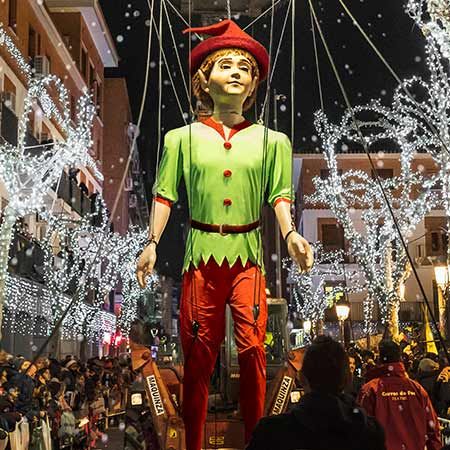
[0,23,102,334]
[307,104,439,334]
[285,243,364,326]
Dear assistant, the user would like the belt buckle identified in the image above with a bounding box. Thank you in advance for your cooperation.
[219,224,228,236]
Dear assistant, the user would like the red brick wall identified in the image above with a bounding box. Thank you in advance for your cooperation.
[102,77,132,234]
[0,0,105,188]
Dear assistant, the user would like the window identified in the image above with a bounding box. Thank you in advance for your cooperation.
[320,169,343,179]
[28,110,35,135]
[81,48,88,81]
[425,217,447,257]
[371,168,393,179]
[89,63,95,89]
[28,26,37,59]
[8,0,17,30]
[96,80,103,118]
[62,34,71,49]
[318,219,346,253]
[70,95,77,123]
[2,78,16,112]
[46,53,51,73]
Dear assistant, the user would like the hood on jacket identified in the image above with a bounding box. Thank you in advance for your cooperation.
[365,362,406,383]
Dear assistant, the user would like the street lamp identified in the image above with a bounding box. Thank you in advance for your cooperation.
[335,297,350,345]
[434,264,449,287]
[433,262,450,340]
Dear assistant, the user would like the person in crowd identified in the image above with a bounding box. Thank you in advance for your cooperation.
[246,336,386,450]
[35,367,51,388]
[345,350,364,399]
[9,360,39,420]
[358,339,441,450]
[416,357,440,407]
[432,364,450,418]
[60,359,79,393]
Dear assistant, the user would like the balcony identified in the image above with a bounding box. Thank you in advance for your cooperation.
[8,231,45,283]
[0,100,53,155]
[348,301,424,322]
[0,100,18,146]
[56,171,97,217]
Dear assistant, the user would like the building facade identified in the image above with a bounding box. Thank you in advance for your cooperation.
[0,0,146,358]
[296,149,444,327]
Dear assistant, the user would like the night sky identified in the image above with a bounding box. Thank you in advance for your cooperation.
[100,0,427,279]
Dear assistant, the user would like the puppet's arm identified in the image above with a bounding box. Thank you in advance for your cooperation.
[274,201,314,272]
[136,200,171,287]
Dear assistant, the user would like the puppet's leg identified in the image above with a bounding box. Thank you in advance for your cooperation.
[229,262,267,443]
[180,260,227,450]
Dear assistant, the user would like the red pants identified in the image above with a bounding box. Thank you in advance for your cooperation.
[180,259,267,450]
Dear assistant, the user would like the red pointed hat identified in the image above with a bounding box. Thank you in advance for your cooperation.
[183,19,269,81]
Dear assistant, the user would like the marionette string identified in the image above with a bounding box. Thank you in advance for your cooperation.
[310,5,324,112]
[252,0,277,320]
[243,0,284,31]
[162,0,193,116]
[150,6,188,125]
[336,0,450,156]
[258,0,292,123]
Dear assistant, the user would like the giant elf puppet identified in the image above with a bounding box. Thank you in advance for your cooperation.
[137,19,314,450]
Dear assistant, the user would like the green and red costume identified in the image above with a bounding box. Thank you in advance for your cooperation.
[153,20,293,450]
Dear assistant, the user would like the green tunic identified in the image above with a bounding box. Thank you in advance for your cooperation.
[154,120,293,272]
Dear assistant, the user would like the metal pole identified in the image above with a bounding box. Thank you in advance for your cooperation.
[438,285,448,341]
[273,89,282,298]
[339,319,345,345]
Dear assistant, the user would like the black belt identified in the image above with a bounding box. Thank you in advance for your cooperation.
[190,219,260,236]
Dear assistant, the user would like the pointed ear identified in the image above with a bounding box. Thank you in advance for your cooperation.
[198,69,209,93]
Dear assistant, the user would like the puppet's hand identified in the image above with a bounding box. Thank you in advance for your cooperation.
[287,232,314,273]
[136,243,157,288]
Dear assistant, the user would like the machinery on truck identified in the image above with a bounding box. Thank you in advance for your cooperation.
[129,298,305,450]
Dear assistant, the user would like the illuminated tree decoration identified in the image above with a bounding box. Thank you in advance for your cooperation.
[285,243,364,328]
[0,24,101,337]
[308,104,438,338]
[41,199,156,338]
[3,274,116,342]
[401,0,450,266]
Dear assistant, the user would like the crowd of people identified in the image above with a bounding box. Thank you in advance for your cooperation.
[0,351,137,450]
[4,336,450,449]
[248,336,450,450]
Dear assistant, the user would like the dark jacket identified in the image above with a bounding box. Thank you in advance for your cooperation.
[8,372,36,417]
[358,362,441,450]
[345,374,364,400]
[246,391,385,450]
[416,370,439,400]
[433,377,450,418]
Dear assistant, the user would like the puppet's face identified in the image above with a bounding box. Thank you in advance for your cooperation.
[201,52,257,107]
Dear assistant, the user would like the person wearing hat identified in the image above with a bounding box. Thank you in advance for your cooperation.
[416,357,440,407]
[137,19,313,449]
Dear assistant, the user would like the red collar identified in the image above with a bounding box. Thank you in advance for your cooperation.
[201,116,253,141]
